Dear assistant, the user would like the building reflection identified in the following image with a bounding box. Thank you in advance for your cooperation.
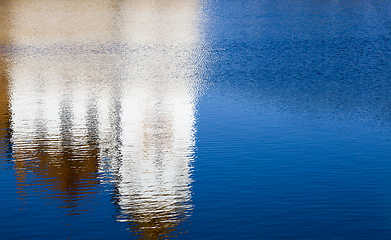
[0,1,12,164]
[3,0,202,237]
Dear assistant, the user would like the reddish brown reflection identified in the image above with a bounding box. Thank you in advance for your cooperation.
[11,96,101,212]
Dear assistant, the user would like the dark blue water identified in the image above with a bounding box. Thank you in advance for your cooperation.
[1,0,391,239]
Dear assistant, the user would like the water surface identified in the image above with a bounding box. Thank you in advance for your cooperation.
[1,0,391,239]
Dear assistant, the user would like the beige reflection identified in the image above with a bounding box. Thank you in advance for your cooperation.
[5,0,203,237]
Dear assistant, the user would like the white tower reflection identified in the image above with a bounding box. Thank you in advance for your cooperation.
[104,1,203,237]
[5,0,205,236]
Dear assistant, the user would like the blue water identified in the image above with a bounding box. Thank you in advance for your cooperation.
[1,0,391,239]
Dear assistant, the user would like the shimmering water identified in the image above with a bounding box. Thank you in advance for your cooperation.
[1,0,391,239]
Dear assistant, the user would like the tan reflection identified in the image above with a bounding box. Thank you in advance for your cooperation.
[7,0,201,45]
[7,0,116,44]
[6,0,202,237]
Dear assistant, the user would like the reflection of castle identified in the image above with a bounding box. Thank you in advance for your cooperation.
[2,0,203,237]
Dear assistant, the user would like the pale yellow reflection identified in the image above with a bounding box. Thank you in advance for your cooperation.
[4,0,204,237]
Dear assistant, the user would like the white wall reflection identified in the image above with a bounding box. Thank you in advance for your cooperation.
[5,0,205,237]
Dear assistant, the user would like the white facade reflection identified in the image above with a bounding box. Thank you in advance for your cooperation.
[5,0,204,237]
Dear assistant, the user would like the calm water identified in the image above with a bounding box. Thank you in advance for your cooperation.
[1,0,391,239]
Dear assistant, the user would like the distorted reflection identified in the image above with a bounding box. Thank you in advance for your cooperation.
[4,0,203,237]
[0,1,12,166]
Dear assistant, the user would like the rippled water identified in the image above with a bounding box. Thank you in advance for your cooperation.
[1,0,391,239]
